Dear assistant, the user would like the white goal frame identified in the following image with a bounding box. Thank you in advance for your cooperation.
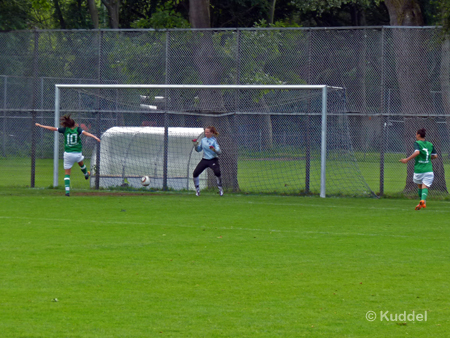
[54,84,340,197]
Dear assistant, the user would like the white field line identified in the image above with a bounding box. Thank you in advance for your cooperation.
[0,215,425,238]
[230,201,450,213]
[148,195,450,213]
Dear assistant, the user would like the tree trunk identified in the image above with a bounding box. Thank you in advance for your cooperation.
[101,0,120,28]
[355,15,367,113]
[190,0,223,112]
[53,0,66,29]
[87,0,99,29]
[384,0,448,194]
[204,116,239,191]
[193,32,226,113]
[269,0,277,24]
[255,96,273,150]
[440,37,450,159]
[189,0,239,191]
[189,0,210,28]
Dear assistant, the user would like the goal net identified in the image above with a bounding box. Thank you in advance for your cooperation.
[54,84,375,197]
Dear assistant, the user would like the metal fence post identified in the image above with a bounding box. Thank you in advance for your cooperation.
[30,29,39,188]
[305,29,312,194]
[163,112,169,191]
[379,27,386,197]
[53,86,60,187]
[95,30,103,190]
[2,76,6,157]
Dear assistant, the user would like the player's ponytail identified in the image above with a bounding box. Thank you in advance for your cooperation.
[206,126,219,137]
[417,128,426,138]
[60,114,76,128]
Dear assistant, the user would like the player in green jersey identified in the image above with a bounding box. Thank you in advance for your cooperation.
[36,115,100,196]
[399,128,437,210]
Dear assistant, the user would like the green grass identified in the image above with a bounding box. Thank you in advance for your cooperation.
[0,187,449,337]
[2,154,450,197]
[2,158,93,189]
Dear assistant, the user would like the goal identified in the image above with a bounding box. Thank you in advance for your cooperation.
[53,84,374,197]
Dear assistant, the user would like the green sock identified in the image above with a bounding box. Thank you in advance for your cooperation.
[64,175,71,193]
[80,165,88,176]
[421,188,428,201]
[418,188,422,199]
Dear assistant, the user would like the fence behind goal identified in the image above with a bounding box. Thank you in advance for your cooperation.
[52,84,374,197]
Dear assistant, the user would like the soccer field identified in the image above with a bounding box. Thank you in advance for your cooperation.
[0,187,449,337]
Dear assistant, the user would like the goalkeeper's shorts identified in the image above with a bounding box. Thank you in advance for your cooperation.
[413,172,434,187]
[64,151,85,169]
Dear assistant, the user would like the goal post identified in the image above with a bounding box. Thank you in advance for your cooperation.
[53,84,373,197]
[321,85,327,198]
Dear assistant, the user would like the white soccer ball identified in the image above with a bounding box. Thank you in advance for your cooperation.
[141,176,151,186]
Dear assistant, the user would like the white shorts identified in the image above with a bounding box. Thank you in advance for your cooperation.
[413,172,434,187]
[64,152,84,169]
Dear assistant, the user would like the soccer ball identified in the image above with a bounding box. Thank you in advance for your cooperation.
[141,176,150,186]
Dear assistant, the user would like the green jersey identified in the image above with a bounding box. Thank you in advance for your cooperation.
[58,127,83,153]
[413,140,436,173]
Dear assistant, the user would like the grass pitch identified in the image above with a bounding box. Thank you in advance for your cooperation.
[3,155,450,197]
[0,187,449,337]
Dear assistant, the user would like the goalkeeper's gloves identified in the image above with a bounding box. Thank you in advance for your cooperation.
[192,138,199,146]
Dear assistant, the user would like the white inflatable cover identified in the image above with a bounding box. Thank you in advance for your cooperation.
[91,127,205,190]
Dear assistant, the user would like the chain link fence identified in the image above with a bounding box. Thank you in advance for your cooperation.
[0,27,449,197]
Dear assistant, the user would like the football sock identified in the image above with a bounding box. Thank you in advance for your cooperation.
[193,177,200,189]
[418,188,422,199]
[80,164,88,176]
[421,188,428,201]
[216,176,222,188]
[64,175,71,193]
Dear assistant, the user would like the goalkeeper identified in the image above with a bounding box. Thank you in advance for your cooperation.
[399,128,437,210]
[192,126,223,196]
[36,114,101,197]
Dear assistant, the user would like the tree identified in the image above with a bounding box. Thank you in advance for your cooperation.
[268,0,276,24]
[209,0,279,27]
[0,0,98,29]
[0,0,33,30]
[87,0,99,28]
[188,0,240,190]
[125,1,190,29]
[0,0,394,31]
[383,0,447,194]
[433,0,450,160]
[437,0,450,32]
[101,0,120,28]
[189,0,210,28]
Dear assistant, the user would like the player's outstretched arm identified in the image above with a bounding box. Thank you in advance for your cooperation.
[82,131,101,142]
[35,123,57,132]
